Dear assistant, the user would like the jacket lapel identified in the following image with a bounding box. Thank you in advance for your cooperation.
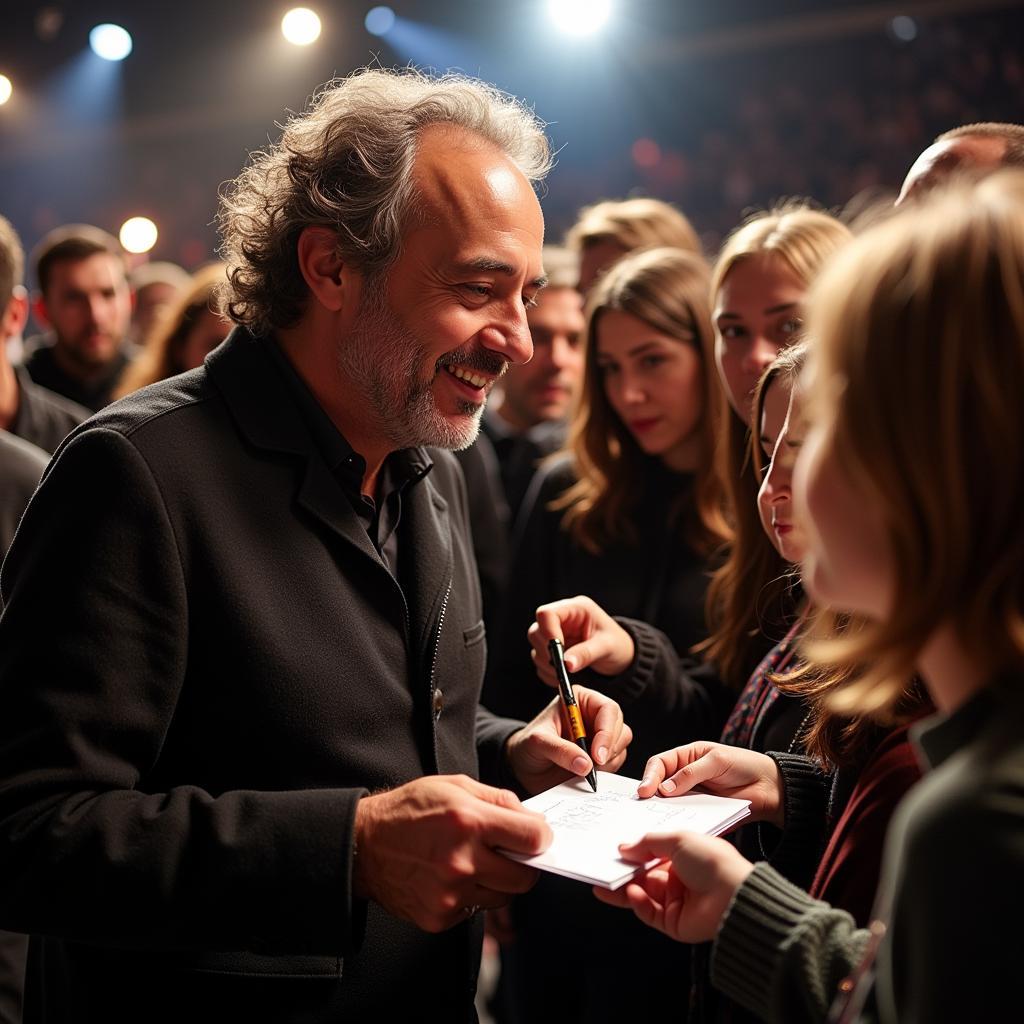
[205,327,383,570]
[402,469,454,663]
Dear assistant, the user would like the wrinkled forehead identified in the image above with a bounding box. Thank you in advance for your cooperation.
[411,124,543,234]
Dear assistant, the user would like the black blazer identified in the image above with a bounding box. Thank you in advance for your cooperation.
[0,328,521,1022]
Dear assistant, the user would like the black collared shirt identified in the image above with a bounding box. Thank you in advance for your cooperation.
[263,338,431,579]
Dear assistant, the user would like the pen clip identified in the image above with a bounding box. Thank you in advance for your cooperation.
[548,638,576,706]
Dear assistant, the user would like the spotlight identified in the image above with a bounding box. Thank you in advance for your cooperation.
[889,16,918,42]
[282,8,322,46]
[120,217,158,255]
[547,0,611,37]
[0,75,11,106]
[365,6,395,37]
[89,24,133,61]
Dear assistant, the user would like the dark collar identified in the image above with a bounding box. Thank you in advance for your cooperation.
[912,687,997,770]
[204,326,433,481]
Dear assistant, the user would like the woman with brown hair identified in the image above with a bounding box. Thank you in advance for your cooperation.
[487,245,728,747]
[114,263,230,398]
[485,245,728,1024]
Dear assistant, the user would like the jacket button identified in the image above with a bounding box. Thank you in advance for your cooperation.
[432,688,444,721]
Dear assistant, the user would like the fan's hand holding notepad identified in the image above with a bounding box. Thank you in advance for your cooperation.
[502,771,750,890]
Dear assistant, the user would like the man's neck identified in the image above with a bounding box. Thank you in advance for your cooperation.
[275,327,391,497]
[0,351,18,430]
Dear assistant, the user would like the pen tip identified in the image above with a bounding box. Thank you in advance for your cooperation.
[587,772,598,793]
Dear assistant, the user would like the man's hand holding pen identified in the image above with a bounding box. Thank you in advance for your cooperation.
[504,684,632,796]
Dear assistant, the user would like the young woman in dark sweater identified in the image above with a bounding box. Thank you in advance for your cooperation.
[486,245,729,757]
[598,171,1024,1024]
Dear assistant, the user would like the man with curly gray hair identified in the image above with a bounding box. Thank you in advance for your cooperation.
[0,69,631,1022]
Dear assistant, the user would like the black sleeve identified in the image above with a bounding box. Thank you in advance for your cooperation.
[575,616,737,750]
[481,461,566,723]
[453,438,510,644]
[0,428,364,957]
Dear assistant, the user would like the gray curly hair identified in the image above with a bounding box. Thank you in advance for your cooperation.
[217,68,553,335]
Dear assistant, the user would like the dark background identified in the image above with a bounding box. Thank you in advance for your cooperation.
[1,0,1022,274]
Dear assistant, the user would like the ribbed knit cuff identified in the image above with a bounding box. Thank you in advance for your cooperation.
[760,751,829,886]
[576,616,664,709]
[711,861,826,1015]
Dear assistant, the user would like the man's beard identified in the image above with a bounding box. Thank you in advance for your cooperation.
[337,278,507,451]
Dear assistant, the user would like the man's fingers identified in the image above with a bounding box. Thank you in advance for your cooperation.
[441,776,552,854]
[525,728,594,780]
[476,802,553,856]
[573,686,627,766]
[472,848,542,896]
[447,775,524,808]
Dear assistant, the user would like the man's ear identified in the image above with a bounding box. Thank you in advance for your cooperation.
[296,226,351,313]
[1,287,30,340]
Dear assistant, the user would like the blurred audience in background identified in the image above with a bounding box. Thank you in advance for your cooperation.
[566,197,702,293]
[0,215,89,455]
[114,262,230,399]
[23,225,133,412]
[126,261,192,349]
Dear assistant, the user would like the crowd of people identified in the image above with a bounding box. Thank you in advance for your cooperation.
[0,66,1022,1024]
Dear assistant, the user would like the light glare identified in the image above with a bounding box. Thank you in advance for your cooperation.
[120,217,158,255]
[89,24,133,61]
[890,16,918,42]
[0,75,11,106]
[365,6,396,37]
[282,8,322,46]
[548,0,611,36]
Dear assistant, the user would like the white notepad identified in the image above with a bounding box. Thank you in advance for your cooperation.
[503,771,750,890]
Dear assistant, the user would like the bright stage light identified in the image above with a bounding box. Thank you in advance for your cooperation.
[0,75,11,106]
[548,0,611,37]
[890,16,918,42]
[365,6,396,37]
[120,217,158,255]
[282,8,322,46]
[89,24,133,61]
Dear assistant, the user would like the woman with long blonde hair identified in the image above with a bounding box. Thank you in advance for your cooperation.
[704,203,853,690]
[599,171,1024,1023]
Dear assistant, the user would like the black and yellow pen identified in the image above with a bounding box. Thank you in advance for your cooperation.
[548,638,598,793]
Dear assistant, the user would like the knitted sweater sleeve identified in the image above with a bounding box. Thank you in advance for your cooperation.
[711,862,871,1024]
[759,751,831,887]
